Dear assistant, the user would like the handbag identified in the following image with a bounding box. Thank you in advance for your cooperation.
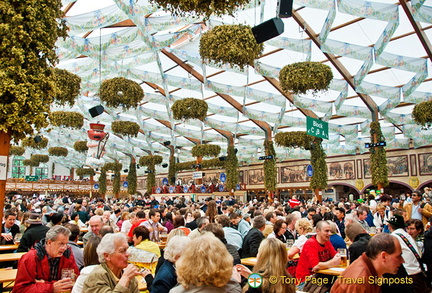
[302,273,334,293]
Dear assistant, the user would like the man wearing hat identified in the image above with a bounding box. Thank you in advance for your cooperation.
[17,213,50,252]
[387,214,430,293]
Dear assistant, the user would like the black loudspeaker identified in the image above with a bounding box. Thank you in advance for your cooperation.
[162,163,168,168]
[252,17,284,44]
[277,0,293,18]
[34,135,42,143]
[89,105,104,118]
[163,141,171,146]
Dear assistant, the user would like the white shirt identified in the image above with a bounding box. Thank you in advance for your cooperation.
[392,229,422,275]
[121,219,133,234]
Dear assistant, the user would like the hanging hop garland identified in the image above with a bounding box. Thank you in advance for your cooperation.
[412,100,432,129]
[100,77,144,110]
[111,121,140,137]
[200,24,263,71]
[191,144,221,158]
[49,111,84,129]
[52,68,81,106]
[76,168,95,177]
[48,147,68,157]
[10,146,25,156]
[73,141,88,153]
[171,98,208,122]
[274,131,315,150]
[31,154,49,163]
[370,121,389,187]
[22,136,48,149]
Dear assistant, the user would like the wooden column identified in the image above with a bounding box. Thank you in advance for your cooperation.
[0,131,11,220]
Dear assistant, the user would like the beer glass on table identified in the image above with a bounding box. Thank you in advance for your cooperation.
[337,248,347,267]
[60,268,75,293]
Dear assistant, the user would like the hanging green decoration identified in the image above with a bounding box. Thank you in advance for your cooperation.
[100,77,144,110]
[168,156,176,185]
[150,0,251,19]
[370,121,389,188]
[10,146,25,156]
[175,160,196,171]
[412,100,432,128]
[52,68,81,106]
[263,141,277,192]
[201,158,225,169]
[191,144,221,158]
[279,61,333,95]
[225,146,239,192]
[76,168,95,177]
[274,131,314,150]
[22,136,48,149]
[99,168,107,195]
[49,111,84,129]
[171,98,208,122]
[200,24,263,70]
[310,138,328,190]
[23,159,39,167]
[127,160,137,195]
[111,121,140,137]
[31,154,49,163]
[73,141,88,153]
[103,162,122,196]
[48,147,68,157]
[139,155,162,194]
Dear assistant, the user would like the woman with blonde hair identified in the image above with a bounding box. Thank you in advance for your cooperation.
[236,238,295,293]
[287,218,314,259]
[170,234,241,292]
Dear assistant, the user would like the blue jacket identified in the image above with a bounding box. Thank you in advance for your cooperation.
[150,260,177,293]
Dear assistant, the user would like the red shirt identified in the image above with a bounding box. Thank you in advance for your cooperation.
[127,219,147,238]
[296,235,336,281]
[289,198,301,208]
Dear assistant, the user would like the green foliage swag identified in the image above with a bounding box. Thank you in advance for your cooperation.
[99,168,107,195]
[225,146,239,192]
[111,121,140,137]
[370,121,389,187]
[49,111,84,129]
[275,131,328,190]
[48,147,68,157]
[23,159,39,167]
[263,141,277,192]
[200,25,263,70]
[31,154,49,163]
[139,155,162,194]
[412,101,432,128]
[274,131,314,150]
[279,61,333,95]
[191,144,221,158]
[175,158,224,172]
[0,0,67,142]
[10,146,25,156]
[175,160,196,171]
[100,77,144,110]
[73,141,88,153]
[168,156,176,185]
[310,138,328,190]
[127,160,137,195]
[171,98,208,122]
[150,0,250,19]
[22,137,48,149]
[103,162,122,196]
[52,68,81,106]
[76,168,95,177]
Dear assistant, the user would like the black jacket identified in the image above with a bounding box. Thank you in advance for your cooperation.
[348,233,371,263]
[17,224,50,252]
[241,228,264,258]
[423,228,432,283]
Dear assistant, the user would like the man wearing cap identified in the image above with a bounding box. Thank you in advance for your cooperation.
[404,190,432,226]
[388,214,430,293]
[13,225,79,293]
[17,213,50,252]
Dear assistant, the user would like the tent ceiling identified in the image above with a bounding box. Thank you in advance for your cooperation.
[38,0,432,171]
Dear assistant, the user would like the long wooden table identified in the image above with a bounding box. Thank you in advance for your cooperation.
[0,245,18,252]
[0,252,25,263]
[241,253,300,267]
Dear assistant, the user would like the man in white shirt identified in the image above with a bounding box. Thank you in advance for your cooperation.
[142,209,167,242]
[388,214,430,293]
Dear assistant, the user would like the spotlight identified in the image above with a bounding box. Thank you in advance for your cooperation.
[191,164,196,168]
[219,156,227,161]
[163,141,171,146]
[34,136,42,143]
[89,105,104,118]
[145,170,152,173]
[162,163,168,168]
[123,169,128,173]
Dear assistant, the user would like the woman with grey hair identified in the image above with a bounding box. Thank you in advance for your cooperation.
[149,235,191,293]
[82,233,147,293]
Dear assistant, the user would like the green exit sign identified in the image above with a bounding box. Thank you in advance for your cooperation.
[307,116,329,140]
[25,175,39,182]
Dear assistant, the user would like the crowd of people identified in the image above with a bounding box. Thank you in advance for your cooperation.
[1,188,432,292]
